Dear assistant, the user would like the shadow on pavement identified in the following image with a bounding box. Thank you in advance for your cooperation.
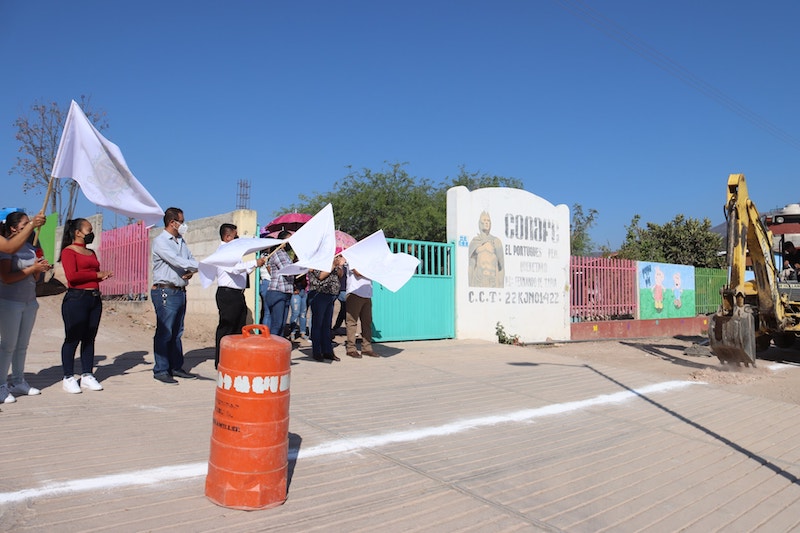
[184,346,216,378]
[586,363,800,486]
[621,340,715,370]
[287,432,302,490]
[30,350,150,389]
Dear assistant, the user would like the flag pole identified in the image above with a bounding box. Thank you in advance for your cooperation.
[32,176,55,247]
[253,221,261,324]
[35,100,74,246]
[264,242,287,260]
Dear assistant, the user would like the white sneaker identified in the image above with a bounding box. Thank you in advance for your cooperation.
[0,384,16,404]
[80,374,103,391]
[9,381,41,396]
[63,376,81,394]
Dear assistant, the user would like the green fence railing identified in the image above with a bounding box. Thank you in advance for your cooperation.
[695,267,727,314]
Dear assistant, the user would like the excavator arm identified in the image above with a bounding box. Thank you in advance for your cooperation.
[709,173,784,366]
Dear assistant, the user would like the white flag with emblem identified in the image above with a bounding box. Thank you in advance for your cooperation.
[51,100,164,226]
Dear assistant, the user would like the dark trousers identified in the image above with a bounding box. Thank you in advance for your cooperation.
[333,290,346,329]
[215,286,247,368]
[309,291,337,356]
[61,289,103,376]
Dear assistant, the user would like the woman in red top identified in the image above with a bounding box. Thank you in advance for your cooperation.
[58,218,113,394]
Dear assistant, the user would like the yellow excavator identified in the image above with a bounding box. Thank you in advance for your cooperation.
[709,173,800,366]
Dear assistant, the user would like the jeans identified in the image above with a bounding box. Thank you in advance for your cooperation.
[265,290,291,337]
[289,290,308,337]
[309,291,336,356]
[0,298,39,384]
[259,284,271,326]
[151,287,186,375]
[61,289,103,376]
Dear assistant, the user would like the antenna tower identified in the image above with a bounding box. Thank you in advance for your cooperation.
[236,180,251,210]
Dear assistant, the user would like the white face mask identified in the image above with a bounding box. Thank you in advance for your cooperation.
[177,223,188,236]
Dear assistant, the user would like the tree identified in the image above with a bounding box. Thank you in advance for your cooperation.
[616,214,725,268]
[283,163,525,242]
[570,203,598,256]
[443,165,524,191]
[286,162,441,241]
[10,96,107,222]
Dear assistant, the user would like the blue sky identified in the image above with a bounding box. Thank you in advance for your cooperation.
[2,1,799,248]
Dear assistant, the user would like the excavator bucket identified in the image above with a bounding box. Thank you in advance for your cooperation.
[709,307,757,366]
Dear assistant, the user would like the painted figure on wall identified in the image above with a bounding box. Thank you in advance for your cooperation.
[653,266,665,312]
[672,272,682,309]
[468,211,504,287]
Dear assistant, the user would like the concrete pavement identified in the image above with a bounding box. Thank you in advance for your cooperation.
[2,315,800,532]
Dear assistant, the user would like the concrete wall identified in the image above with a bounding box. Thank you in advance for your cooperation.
[570,316,709,341]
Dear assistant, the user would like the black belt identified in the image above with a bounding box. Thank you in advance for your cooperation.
[152,283,186,292]
[68,288,101,297]
[218,286,245,292]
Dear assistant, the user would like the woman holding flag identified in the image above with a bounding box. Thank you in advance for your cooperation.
[0,212,46,254]
[0,211,52,403]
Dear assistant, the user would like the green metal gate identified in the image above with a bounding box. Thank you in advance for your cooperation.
[695,267,726,314]
[371,239,455,341]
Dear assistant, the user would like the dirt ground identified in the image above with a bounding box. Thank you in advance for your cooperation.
[535,334,800,406]
[32,292,800,406]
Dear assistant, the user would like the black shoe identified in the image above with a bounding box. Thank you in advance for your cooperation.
[312,354,324,362]
[154,373,178,385]
[172,369,197,379]
[323,353,340,361]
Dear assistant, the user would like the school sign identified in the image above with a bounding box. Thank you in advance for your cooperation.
[446,186,571,343]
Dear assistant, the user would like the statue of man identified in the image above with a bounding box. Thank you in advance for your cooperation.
[468,211,504,287]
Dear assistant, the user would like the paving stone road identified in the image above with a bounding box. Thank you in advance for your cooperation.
[2,306,800,532]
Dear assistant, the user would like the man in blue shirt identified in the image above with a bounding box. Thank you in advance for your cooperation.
[151,207,199,384]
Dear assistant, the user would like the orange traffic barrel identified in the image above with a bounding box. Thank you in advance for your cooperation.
[205,324,292,510]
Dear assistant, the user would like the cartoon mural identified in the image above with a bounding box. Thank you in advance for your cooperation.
[638,261,695,319]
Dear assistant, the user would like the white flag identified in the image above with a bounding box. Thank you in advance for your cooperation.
[51,100,164,226]
[341,230,420,292]
[198,237,285,288]
[285,204,337,273]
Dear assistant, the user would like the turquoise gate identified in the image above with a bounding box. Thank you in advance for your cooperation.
[371,239,455,341]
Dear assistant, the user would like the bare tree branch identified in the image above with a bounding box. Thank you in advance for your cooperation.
[9,96,108,222]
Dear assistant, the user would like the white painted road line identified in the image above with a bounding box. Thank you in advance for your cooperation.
[767,362,799,371]
[0,380,700,504]
[295,380,699,458]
